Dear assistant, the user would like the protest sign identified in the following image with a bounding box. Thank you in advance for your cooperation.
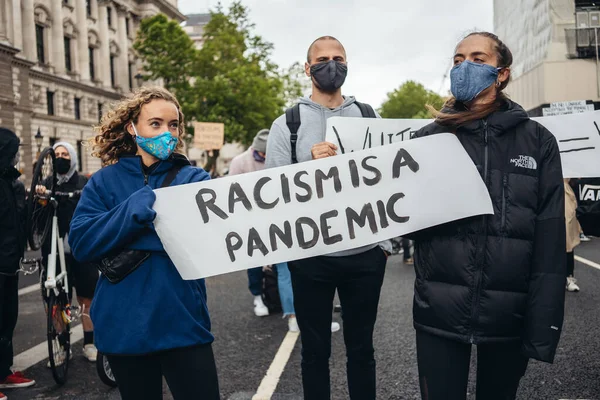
[153,134,493,280]
[325,110,600,178]
[193,122,225,150]
[542,100,594,117]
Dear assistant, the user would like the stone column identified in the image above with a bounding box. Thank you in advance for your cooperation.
[50,0,66,74]
[116,6,129,91]
[76,0,90,81]
[21,0,36,62]
[0,1,8,42]
[11,0,22,50]
[97,2,111,88]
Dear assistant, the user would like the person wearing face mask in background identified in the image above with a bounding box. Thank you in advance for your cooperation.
[0,128,36,400]
[36,142,99,364]
[68,87,220,399]
[266,36,391,400]
[229,129,275,317]
[409,32,565,400]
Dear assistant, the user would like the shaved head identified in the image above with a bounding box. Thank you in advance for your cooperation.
[307,36,346,63]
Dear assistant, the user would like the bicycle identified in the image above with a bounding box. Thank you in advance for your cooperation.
[26,147,82,385]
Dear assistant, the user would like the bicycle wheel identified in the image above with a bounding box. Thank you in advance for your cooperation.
[96,352,118,387]
[47,290,71,385]
[27,147,56,250]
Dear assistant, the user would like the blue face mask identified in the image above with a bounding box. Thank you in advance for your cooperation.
[253,150,266,163]
[132,123,178,161]
[450,60,501,103]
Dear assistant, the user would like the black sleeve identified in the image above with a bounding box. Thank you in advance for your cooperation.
[521,131,566,363]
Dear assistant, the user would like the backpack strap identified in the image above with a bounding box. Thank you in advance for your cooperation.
[160,165,183,188]
[355,101,377,118]
[285,104,301,164]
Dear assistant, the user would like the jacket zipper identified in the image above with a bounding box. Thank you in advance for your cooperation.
[501,174,508,232]
[470,120,489,344]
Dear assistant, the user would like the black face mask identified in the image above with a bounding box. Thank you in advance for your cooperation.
[310,60,348,93]
[55,157,71,175]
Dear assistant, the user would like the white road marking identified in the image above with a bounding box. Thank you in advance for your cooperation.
[18,284,39,296]
[12,329,84,372]
[575,255,600,271]
[252,331,300,400]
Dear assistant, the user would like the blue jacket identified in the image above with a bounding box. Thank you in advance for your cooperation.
[69,155,213,355]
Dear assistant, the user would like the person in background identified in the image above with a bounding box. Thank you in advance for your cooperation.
[565,178,581,292]
[229,129,272,317]
[37,142,98,363]
[0,128,35,400]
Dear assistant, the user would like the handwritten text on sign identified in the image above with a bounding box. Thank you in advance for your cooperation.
[193,122,225,151]
[153,134,493,280]
[325,111,600,178]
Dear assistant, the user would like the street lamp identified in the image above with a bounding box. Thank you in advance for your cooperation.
[34,127,43,158]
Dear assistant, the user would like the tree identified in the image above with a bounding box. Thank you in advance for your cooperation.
[134,14,197,95]
[379,81,445,119]
[133,3,306,171]
[192,2,292,145]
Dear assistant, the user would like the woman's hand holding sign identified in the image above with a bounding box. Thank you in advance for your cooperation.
[311,142,338,159]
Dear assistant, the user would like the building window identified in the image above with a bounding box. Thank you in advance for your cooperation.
[88,47,95,80]
[126,17,130,36]
[107,6,112,27]
[74,97,81,120]
[86,0,91,17]
[36,24,45,64]
[47,90,55,115]
[110,55,116,87]
[77,140,83,171]
[98,102,103,122]
[49,137,58,147]
[64,37,72,72]
[128,62,134,90]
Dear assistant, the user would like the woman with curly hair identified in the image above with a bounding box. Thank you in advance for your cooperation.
[69,87,220,399]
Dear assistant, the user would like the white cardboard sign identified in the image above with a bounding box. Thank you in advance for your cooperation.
[153,134,493,280]
[325,111,600,178]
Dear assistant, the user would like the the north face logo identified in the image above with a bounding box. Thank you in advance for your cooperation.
[510,155,537,170]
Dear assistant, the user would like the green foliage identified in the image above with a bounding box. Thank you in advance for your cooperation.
[134,14,197,93]
[134,2,305,147]
[379,81,445,119]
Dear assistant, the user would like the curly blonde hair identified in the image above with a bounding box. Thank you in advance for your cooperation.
[91,86,186,166]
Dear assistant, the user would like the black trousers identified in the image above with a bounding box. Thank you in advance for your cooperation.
[289,246,387,400]
[567,251,575,277]
[416,330,529,400]
[106,343,220,400]
[0,274,18,380]
[402,238,412,260]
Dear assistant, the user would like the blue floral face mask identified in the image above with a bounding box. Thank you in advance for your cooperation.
[131,123,178,161]
[450,60,501,103]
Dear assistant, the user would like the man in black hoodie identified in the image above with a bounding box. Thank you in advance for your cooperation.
[0,128,35,397]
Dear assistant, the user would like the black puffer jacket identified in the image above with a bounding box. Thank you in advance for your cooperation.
[0,129,25,275]
[411,100,566,363]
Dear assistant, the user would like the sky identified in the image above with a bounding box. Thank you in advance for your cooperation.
[177,0,494,109]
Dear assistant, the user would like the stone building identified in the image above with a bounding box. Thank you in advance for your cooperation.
[0,0,185,181]
[181,13,210,50]
[494,0,600,115]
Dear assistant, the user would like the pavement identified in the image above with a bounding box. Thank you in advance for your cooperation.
[4,240,600,400]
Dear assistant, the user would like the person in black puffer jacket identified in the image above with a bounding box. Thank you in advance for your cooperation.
[409,32,566,400]
[0,128,36,393]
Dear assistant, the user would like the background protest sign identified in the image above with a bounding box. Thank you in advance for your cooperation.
[325,111,600,178]
[193,122,225,150]
[153,134,493,280]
